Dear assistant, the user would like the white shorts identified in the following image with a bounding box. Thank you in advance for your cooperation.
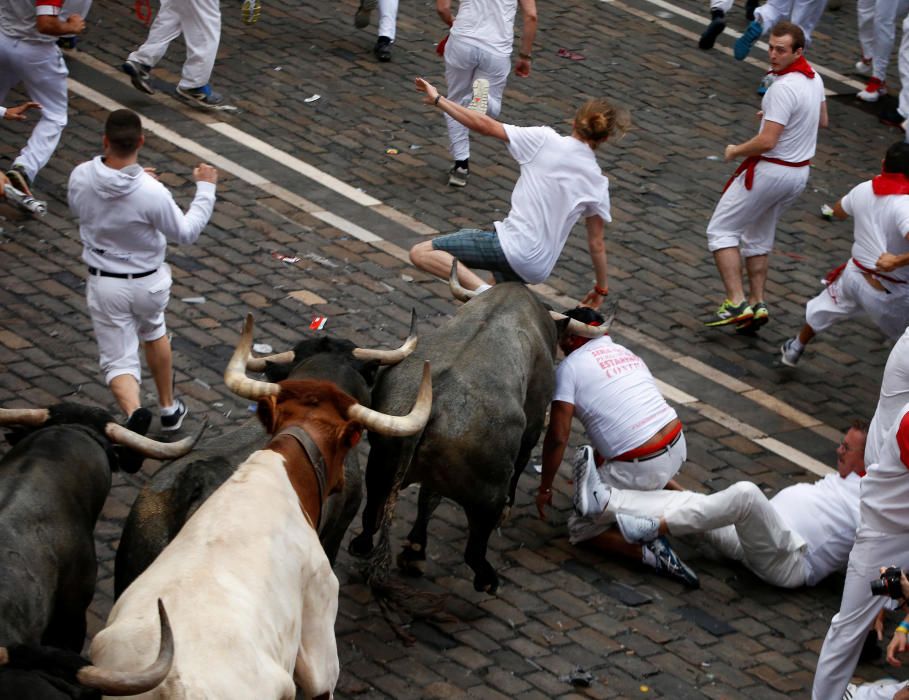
[706,160,809,256]
[568,432,686,544]
[86,265,171,384]
[805,260,909,341]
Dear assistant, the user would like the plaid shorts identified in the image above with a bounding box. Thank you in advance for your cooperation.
[431,228,523,282]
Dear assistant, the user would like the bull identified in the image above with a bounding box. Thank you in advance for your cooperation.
[0,403,196,697]
[350,264,607,594]
[113,314,418,596]
[90,314,432,700]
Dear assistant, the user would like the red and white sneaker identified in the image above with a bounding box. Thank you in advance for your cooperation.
[854,57,872,76]
[858,77,887,102]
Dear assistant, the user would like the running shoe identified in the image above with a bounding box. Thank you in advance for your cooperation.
[699,10,726,51]
[121,60,155,95]
[354,0,377,28]
[160,398,188,432]
[176,84,227,108]
[242,0,261,24]
[734,20,763,60]
[780,337,803,367]
[854,57,872,76]
[616,513,660,544]
[373,36,392,62]
[745,0,758,21]
[704,299,753,327]
[750,301,769,328]
[448,165,469,187]
[647,536,700,588]
[468,78,489,114]
[858,77,887,103]
[5,164,30,194]
[572,445,609,518]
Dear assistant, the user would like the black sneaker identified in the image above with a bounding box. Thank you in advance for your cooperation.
[880,106,906,128]
[647,536,700,589]
[160,398,188,432]
[121,60,155,95]
[6,165,30,194]
[354,0,377,28]
[745,0,759,21]
[176,84,227,109]
[374,36,392,62]
[448,165,469,187]
[125,407,153,436]
[699,10,726,50]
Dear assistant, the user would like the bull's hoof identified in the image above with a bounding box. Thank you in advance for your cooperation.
[348,532,374,558]
[472,568,499,594]
[396,541,426,577]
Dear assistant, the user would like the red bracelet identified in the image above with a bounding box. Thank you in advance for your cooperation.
[593,284,608,296]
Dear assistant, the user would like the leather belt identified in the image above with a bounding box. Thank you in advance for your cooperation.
[274,425,328,529]
[88,266,157,280]
[614,421,684,462]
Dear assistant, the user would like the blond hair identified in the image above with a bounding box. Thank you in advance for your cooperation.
[574,99,631,144]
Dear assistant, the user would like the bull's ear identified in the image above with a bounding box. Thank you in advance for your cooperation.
[341,423,362,450]
[256,396,279,433]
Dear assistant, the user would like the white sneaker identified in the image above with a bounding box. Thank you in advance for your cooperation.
[448,166,469,187]
[467,78,489,114]
[572,445,609,517]
[854,58,872,76]
[616,513,660,544]
[858,78,887,102]
[780,337,803,367]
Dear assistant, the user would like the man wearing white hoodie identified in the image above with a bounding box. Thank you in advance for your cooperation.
[68,109,217,431]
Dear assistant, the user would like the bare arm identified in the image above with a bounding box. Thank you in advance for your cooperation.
[832,199,849,221]
[36,13,85,36]
[579,216,608,308]
[436,0,453,27]
[415,77,509,141]
[538,401,575,520]
[819,100,829,129]
[724,120,785,161]
[514,0,537,78]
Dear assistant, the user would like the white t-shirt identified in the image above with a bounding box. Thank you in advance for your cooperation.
[771,472,861,585]
[860,401,909,534]
[552,336,677,459]
[867,328,909,467]
[450,0,518,57]
[496,125,612,285]
[841,181,909,285]
[1,0,64,43]
[761,69,825,163]
[69,156,216,274]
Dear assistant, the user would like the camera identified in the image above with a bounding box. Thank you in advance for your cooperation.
[870,566,905,600]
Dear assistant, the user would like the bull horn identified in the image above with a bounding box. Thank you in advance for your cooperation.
[352,309,418,365]
[448,259,478,303]
[549,310,611,338]
[0,408,50,426]
[225,314,282,399]
[77,599,174,695]
[246,351,295,373]
[105,419,207,460]
[347,361,432,437]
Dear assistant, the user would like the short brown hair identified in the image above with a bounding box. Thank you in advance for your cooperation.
[770,21,805,52]
[104,109,143,157]
[574,99,631,144]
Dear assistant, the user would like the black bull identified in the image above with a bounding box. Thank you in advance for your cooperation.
[350,284,565,593]
[114,336,378,597]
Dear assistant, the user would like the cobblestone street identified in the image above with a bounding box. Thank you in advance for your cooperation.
[1,0,908,696]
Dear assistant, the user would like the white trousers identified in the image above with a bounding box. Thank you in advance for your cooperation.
[378,0,399,40]
[805,260,909,341]
[870,0,909,82]
[0,35,68,182]
[569,434,686,544]
[851,680,909,700]
[128,0,221,89]
[444,37,511,161]
[710,0,735,13]
[86,266,171,384]
[858,0,876,60]
[900,14,909,121]
[706,161,809,256]
[812,527,909,700]
[603,481,810,588]
[754,0,828,43]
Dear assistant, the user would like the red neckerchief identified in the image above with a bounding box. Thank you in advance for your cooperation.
[872,171,909,196]
[770,55,815,79]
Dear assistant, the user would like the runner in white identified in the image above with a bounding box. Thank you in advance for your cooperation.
[353,0,399,62]
[857,0,909,102]
[780,143,909,366]
[536,307,698,588]
[699,0,759,50]
[867,327,909,468]
[120,0,227,108]
[572,421,868,589]
[705,21,827,332]
[0,0,86,193]
[812,403,909,700]
[410,77,625,306]
[436,0,537,187]
[878,13,909,139]
[734,0,829,59]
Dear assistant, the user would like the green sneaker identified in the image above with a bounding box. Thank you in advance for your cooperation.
[751,302,769,328]
[704,299,753,327]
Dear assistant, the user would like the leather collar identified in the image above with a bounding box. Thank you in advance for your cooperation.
[274,425,328,529]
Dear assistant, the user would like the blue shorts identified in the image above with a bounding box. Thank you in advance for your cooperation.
[431,228,523,283]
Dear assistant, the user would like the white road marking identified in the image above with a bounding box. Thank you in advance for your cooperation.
[65,45,843,476]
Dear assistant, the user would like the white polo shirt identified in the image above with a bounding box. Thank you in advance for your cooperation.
[761,69,825,163]
[497,125,612,285]
[450,0,518,57]
[552,336,676,459]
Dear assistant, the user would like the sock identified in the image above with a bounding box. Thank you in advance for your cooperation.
[160,401,181,416]
[455,158,469,171]
[641,545,657,568]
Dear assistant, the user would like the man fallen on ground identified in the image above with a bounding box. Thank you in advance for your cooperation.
[571,420,868,589]
[536,306,699,588]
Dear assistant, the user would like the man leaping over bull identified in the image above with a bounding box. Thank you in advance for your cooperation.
[409,77,628,309]
[536,307,700,588]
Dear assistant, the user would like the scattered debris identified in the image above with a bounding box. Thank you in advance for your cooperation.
[706,155,721,161]
[304,94,321,103]
[820,203,835,220]
[557,47,585,61]
[559,667,594,688]
[252,343,273,354]
[310,316,327,330]
[271,252,300,264]
[385,148,399,155]
[181,296,206,304]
